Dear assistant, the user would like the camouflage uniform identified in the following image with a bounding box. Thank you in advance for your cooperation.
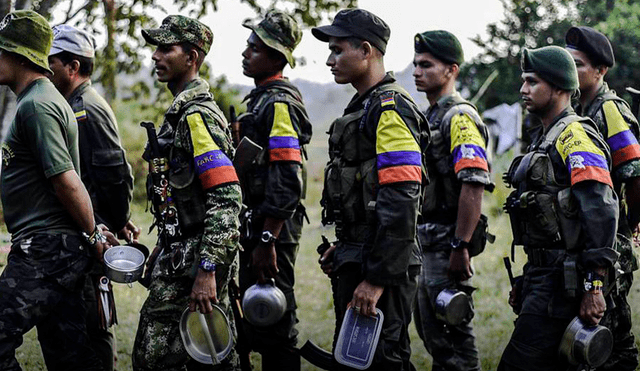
[132,77,242,371]
[133,17,241,371]
[415,92,491,371]
[0,11,102,371]
[322,73,427,371]
[575,82,640,371]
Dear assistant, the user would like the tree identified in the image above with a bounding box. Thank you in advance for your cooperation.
[460,0,639,112]
[0,0,356,135]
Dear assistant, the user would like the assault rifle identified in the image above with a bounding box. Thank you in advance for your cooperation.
[228,279,251,371]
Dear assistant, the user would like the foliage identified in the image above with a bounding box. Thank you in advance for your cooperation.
[460,0,640,111]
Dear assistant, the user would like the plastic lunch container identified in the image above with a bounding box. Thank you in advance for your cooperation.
[334,307,384,370]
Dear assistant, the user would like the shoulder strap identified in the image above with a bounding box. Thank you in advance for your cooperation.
[255,82,313,145]
[538,114,585,152]
[433,94,476,131]
[585,90,629,119]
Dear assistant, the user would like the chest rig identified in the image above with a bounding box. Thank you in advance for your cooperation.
[320,83,417,241]
[421,95,476,223]
[238,82,311,206]
[146,97,228,241]
[504,114,599,251]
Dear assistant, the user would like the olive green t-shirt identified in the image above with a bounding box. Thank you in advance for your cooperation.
[1,78,80,239]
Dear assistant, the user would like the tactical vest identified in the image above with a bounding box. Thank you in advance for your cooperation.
[150,97,229,237]
[504,114,604,250]
[238,82,311,206]
[321,82,425,241]
[585,90,640,138]
[421,94,477,223]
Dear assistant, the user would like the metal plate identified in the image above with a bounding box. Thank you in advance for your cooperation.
[179,306,233,364]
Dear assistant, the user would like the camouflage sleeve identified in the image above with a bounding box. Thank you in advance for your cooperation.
[600,100,640,180]
[260,101,303,220]
[185,111,241,264]
[366,95,422,285]
[201,183,242,265]
[445,105,491,184]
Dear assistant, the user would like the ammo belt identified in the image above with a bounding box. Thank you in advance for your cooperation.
[525,246,566,267]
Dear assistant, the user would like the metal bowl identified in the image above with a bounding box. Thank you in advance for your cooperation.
[435,288,471,326]
[559,316,613,367]
[103,245,146,284]
[179,306,233,364]
[242,279,286,327]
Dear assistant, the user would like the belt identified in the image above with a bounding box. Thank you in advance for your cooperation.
[525,247,566,267]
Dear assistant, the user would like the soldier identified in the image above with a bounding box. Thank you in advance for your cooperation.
[236,10,311,371]
[565,26,640,371]
[0,10,107,371]
[412,30,491,371]
[133,15,242,371]
[47,24,138,371]
[313,9,428,370]
[499,46,619,371]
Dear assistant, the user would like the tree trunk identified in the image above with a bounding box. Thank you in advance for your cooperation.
[102,0,116,104]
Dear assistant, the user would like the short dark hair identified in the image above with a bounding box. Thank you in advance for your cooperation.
[266,46,287,71]
[180,42,206,69]
[52,51,94,77]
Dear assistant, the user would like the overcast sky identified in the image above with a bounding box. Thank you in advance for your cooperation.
[117,0,506,85]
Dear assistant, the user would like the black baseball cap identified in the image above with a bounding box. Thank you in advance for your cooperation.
[312,8,390,54]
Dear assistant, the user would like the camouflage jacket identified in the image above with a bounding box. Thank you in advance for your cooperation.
[148,78,242,266]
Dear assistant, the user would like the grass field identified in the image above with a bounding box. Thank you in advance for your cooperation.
[1,103,639,370]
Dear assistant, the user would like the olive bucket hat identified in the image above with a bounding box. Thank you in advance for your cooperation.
[0,10,53,75]
[243,10,302,68]
[142,15,213,55]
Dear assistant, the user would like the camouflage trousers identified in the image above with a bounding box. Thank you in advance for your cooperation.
[595,278,639,371]
[331,262,419,371]
[414,249,481,371]
[0,233,103,371]
[132,236,240,371]
[83,270,115,371]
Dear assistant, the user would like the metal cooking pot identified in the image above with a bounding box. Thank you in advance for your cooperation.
[435,288,471,326]
[559,316,613,367]
[242,279,286,327]
[103,245,146,284]
[179,306,233,364]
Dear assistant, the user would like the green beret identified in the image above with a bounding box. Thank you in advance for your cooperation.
[414,30,464,65]
[565,26,614,67]
[521,46,578,91]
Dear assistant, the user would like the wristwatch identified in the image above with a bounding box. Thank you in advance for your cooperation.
[261,230,277,244]
[450,236,469,250]
[199,258,216,273]
[82,226,106,246]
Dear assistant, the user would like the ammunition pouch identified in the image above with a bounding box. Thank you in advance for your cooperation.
[468,214,494,257]
[168,148,206,232]
[321,106,377,238]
